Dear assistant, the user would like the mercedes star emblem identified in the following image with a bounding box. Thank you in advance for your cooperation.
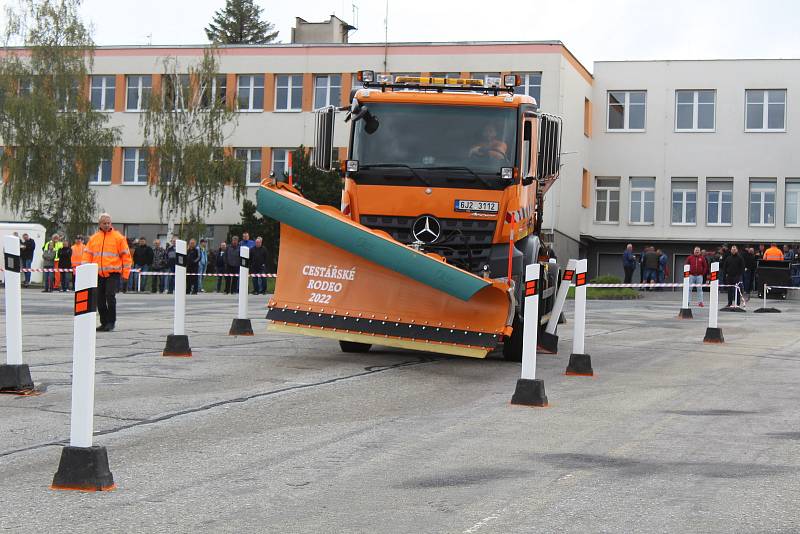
[412,215,441,244]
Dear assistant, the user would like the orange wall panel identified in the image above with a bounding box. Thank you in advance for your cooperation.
[340,72,352,106]
[584,98,592,138]
[151,73,162,99]
[338,147,347,162]
[264,73,275,112]
[301,73,313,112]
[111,146,123,184]
[114,74,125,111]
[226,73,236,110]
[261,146,271,180]
[581,169,591,208]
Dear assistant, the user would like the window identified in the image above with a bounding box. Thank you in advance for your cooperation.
[56,80,80,112]
[595,177,620,223]
[707,180,733,225]
[471,72,501,86]
[607,91,646,131]
[314,74,341,109]
[786,180,800,225]
[200,75,227,109]
[629,177,655,224]
[163,74,190,111]
[126,75,152,111]
[235,148,262,185]
[671,179,697,225]
[513,72,542,105]
[749,179,776,225]
[237,74,264,111]
[271,148,291,179]
[122,148,148,184]
[746,90,786,131]
[89,155,112,184]
[676,90,715,131]
[275,75,303,111]
[91,75,115,111]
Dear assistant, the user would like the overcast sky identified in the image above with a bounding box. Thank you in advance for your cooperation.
[4,0,800,70]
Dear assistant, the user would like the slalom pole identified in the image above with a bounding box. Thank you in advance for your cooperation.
[566,258,593,376]
[163,240,192,356]
[703,261,724,343]
[511,263,548,406]
[754,283,781,313]
[540,258,577,353]
[229,245,254,335]
[51,263,115,492]
[678,264,693,319]
[0,236,33,393]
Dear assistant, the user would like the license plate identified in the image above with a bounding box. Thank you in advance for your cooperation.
[454,200,499,213]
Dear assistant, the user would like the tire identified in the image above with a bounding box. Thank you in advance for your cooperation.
[339,340,372,353]
[503,313,523,362]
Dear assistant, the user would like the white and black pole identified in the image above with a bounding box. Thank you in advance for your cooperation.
[678,264,693,319]
[51,263,115,491]
[0,236,33,393]
[163,239,192,357]
[511,263,548,406]
[754,282,781,313]
[703,261,724,343]
[229,245,254,335]
[539,258,577,354]
[566,258,593,376]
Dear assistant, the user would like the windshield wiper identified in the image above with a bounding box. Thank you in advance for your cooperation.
[421,166,494,188]
[361,164,431,186]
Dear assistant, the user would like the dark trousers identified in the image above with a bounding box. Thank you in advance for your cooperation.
[98,273,120,327]
[187,272,199,294]
[225,265,238,293]
[623,265,635,284]
[216,271,224,292]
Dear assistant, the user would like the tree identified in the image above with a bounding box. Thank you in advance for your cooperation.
[205,0,279,44]
[140,48,243,234]
[0,0,120,238]
[290,146,342,208]
[229,198,277,270]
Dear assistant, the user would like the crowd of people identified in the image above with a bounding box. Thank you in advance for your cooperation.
[622,242,800,309]
[8,229,273,296]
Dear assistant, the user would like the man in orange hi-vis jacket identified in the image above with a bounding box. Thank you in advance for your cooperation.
[83,213,132,332]
[763,243,784,261]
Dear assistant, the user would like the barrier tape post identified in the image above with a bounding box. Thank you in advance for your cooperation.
[229,246,254,335]
[566,258,593,376]
[540,258,577,354]
[754,283,781,313]
[511,263,548,407]
[0,236,34,393]
[678,264,693,319]
[163,239,192,356]
[51,263,116,491]
[703,262,724,343]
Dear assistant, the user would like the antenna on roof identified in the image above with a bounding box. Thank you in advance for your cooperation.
[383,0,389,71]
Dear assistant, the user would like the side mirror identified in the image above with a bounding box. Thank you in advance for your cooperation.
[313,106,336,170]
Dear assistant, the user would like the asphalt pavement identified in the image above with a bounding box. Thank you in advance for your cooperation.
[1,288,799,533]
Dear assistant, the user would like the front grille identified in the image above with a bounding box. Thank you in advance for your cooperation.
[360,215,497,274]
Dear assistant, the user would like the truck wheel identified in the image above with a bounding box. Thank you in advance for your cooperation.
[339,340,372,353]
[503,313,523,362]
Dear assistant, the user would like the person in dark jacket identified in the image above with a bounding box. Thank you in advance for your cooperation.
[215,242,227,293]
[186,238,200,294]
[20,233,35,287]
[129,237,154,292]
[225,236,241,294]
[622,244,636,284]
[58,243,73,292]
[151,239,168,293]
[166,239,177,294]
[723,245,745,307]
[249,236,269,295]
[643,246,659,285]
[741,246,756,295]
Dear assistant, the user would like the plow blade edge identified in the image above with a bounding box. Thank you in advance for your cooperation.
[257,183,513,358]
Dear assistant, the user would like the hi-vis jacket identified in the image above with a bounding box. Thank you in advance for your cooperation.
[71,243,85,267]
[82,228,132,278]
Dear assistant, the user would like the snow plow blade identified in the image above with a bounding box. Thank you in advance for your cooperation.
[257,182,514,358]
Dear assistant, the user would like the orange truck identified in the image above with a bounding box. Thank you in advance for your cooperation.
[258,71,563,360]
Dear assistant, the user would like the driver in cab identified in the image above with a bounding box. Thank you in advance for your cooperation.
[468,125,507,161]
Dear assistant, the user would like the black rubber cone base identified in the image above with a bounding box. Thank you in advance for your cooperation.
[511,378,548,407]
[566,353,594,376]
[0,364,34,393]
[754,307,781,313]
[229,318,254,336]
[537,330,559,354]
[163,334,192,357]
[720,306,746,313]
[51,445,115,492]
[678,308,693,319]
[703,327,724,343]
[558,312,567,325]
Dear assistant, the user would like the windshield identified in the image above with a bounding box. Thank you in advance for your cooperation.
[352,103,517,189]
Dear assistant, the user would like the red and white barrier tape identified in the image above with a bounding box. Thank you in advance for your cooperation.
[585,283,735,288]
[139,271,276,278]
